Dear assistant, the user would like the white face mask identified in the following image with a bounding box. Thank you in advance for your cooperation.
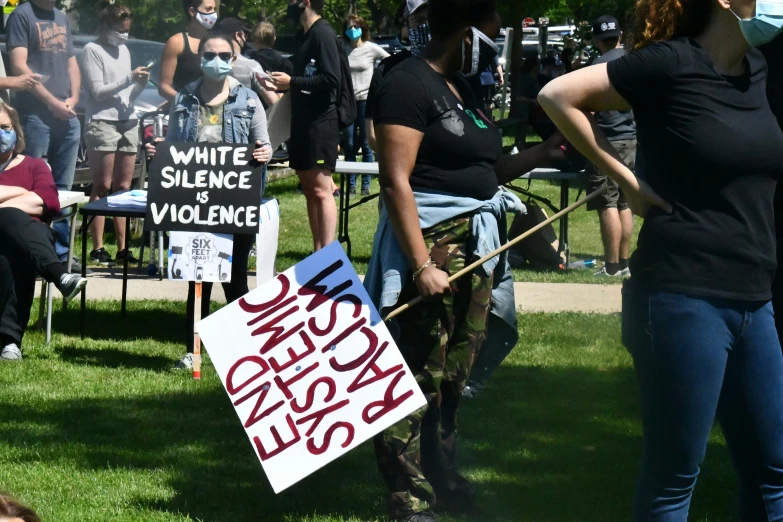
[107,30,129,47]
[195,10,218,30]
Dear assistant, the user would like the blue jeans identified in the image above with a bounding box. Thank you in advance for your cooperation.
[622,281,783,521]
[23,112,81,262]
[343,100,372,191]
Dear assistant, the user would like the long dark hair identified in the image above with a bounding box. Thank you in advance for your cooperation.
[630,0,712,49]
[0,494,41,522]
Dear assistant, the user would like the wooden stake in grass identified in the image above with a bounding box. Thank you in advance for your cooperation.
[193,282,202,380]
[384,186,609,323]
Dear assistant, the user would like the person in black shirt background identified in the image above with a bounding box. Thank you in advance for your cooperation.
[249,21,294,76]
[371,0,566,519]
[267,0,341,252]
[540,1,783,520]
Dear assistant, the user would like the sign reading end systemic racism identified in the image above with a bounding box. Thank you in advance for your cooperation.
[196,242,427,493]
[145,143,264,235]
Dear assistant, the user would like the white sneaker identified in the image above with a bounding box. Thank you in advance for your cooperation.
[173,353,194,370]
[1,343,22,360]
[594,267,630,278]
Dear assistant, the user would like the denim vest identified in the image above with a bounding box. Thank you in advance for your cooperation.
[167,78,258,144]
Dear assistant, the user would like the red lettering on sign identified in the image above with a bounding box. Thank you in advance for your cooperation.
[362,371,414,424]
[330,326,378,373]
[318,318,368,353]
[233,380,285,429]
[269,330,317,373]
[273,362,319,400]
[295,399,350,437]
[306,421,355,456]
[253,414,301,461]
[298,260,353,312]
[252,306,305,355]
[291,376,337,414]
[308,293,362,337]
[226,355,270,395]
[239,274,295,321]
[347,339,403,393]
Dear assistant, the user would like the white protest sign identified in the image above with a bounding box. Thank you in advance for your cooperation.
[196,242,427,493]
[169,232,234,283]
[256,198,280,288]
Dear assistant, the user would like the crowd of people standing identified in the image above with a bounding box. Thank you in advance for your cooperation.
[4,1,783,522]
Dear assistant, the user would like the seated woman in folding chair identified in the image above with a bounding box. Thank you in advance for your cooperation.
[0,104,87,361]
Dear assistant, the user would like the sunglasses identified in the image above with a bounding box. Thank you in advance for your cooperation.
[118,12,134,20]
[203,51,234,61]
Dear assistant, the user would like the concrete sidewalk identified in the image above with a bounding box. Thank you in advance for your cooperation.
[37,269,622,314]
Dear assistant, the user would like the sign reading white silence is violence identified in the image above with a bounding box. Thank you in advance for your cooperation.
[196,242,427,493]
[145,143,264,235]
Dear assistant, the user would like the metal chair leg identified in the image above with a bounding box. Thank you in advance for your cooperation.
[46,282,53,345]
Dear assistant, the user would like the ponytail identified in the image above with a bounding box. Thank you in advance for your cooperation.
[630,0,711,49]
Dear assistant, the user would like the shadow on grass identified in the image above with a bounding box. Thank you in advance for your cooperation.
[57,346,174,372]
[0,354,737,521]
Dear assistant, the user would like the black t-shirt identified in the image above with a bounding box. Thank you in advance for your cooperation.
[366,49,411,120]
[375,57,502,201]
[608,38,783,300]
[251,48,294,75]
[290,19,340,127]
[592,48,636,141]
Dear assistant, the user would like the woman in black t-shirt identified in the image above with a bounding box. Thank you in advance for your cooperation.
[371,0,565,520]
[540,1,783,520]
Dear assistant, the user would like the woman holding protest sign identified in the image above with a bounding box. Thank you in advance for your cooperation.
[365,0,566,518]
[147,33,272,371]
[539,0,783,519]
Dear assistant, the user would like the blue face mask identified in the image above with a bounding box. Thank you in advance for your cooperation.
[346,27,362,41]
[200,56,233,81]
[731,2,783,47]
[0,129,17,154]
[408,23,431,56]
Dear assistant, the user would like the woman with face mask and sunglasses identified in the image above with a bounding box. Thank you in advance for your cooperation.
[158,0,218,103]
[82,2,149,267]
[146,33,272,371]
[367,0,567,519]
[540,1,783,520]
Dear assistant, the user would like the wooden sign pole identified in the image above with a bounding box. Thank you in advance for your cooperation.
[193,282,202,380]
[384,186,608,322]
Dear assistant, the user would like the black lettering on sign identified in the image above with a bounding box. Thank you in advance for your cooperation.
[145,142,264,234]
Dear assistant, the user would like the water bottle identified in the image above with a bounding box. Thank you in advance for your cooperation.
[304,59,317,77]
[153,114,165,139]
[568,259,597,269]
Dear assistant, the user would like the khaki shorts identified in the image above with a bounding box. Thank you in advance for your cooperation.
[586,139,636,211]
[84,119,140,153]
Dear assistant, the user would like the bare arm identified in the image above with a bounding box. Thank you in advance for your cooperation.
[67,55,80,106]
[538,63,670,216]
[494,134,566,185]
[0,185,29,203]
[158,36,183,102]
[10,47,58,107]
[366,117,376,151]
[0,192,44,217]
[377,123,451,299]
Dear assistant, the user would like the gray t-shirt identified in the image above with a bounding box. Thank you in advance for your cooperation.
[7,2,74,112]
[82,41,145,122]
[344,41,388,101]
[592,48,636,141]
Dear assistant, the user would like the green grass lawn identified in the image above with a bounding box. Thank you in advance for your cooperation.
[77,173,639,285]
[0,303,737,522]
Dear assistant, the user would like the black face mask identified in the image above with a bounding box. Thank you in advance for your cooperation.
[286,2,305,23]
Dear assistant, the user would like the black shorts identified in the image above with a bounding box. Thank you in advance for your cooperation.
[586,139,636,211]
[288,118,339,171]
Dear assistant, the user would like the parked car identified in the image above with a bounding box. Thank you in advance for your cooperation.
[0,34,166,186]
[373,34,406,55]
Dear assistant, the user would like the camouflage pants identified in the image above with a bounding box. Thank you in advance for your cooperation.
[374,217,493,518]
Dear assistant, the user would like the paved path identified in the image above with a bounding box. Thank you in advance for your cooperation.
[37,270,621,314]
